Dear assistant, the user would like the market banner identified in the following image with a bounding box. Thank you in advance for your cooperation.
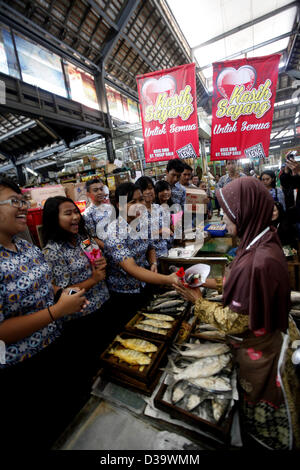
[136,63,199,163]
[211,54,280,161]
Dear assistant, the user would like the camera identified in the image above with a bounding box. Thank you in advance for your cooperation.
[286,151,297,161]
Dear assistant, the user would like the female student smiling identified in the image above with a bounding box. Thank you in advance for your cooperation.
[0,178,87,449]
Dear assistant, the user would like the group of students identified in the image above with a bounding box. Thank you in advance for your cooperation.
[1,157,300,450]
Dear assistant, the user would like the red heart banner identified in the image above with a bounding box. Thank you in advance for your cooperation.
[137,63,199,163]
[211,54,281,161]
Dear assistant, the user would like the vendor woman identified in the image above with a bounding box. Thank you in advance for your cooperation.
[174,177,300,450]
[104,182,180,329]
[0,178,87,450]
[42,196,110,388]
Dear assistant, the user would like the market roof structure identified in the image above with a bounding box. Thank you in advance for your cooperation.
[0,0,299,180]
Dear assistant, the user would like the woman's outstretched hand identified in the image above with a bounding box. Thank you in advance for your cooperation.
[172,283,202,304]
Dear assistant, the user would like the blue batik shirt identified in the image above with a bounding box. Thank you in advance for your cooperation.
[83,203,114,239]
[104,216,155,294]
[43,235,110,320]
[0,238,61,368]
[148,204,169,258]
[269,187,286,211]
[171,182,186,210]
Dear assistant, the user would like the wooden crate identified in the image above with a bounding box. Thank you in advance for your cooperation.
[100,332,167,385]
[154,383,236,445]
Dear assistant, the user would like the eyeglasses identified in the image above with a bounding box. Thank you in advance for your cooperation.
[0,198,31,209]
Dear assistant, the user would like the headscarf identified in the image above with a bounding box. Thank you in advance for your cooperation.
[216,177,290,332]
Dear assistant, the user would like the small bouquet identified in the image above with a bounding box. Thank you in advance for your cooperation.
[80,238,102,264]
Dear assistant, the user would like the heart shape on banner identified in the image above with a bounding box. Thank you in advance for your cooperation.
[141,75,177,106]
[216,66,256,100]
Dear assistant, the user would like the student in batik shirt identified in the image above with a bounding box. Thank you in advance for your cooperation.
[104,183,180,329]
[0,178,87,450]
[135,176,172,261]
[42,196,110,388]
[83,178,113,249]
[165,159,186,210]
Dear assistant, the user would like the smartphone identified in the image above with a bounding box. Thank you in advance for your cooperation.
[68,289,78,295]
[286,151,297,161]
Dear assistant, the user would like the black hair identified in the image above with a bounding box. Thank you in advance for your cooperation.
[135,176,155,192]
[42,196,88,244]
[114,182,141,217]
[183,163,193,172]
[166,159,185,173]
[0,177,21,194]
[272,201,285,225]
[154,180,173,206]
[86,178,103,192]
[260,170,276,188]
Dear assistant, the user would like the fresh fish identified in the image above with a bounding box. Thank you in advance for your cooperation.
[139,318,173,329]
[149,307,185,314]
[168,354,231,381]
[196,323,219,331]
[152,299,185,311]
[188,375,232,392]
[291,291,300,304]
[154,290,179,299]
[171,385,186,404]
[212,398,230,422]
[115,335,157,353]
[109,348,151,365]
[195,329,226,339]
[196,400,213,422]
[186,394,205,411]
[135,324,168,335]
[142,313,175,322]
[173,342,230,358]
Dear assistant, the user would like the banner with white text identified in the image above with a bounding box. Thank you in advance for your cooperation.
[211,54,280,161]
[136,63,199,163]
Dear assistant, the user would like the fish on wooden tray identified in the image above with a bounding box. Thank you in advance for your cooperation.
[188,375,232,393]
[135,323,168,335]
[211,398,230,422]
[108,348,151,365]
[151,299,185,311]
[139,318,173,329]
[141,313,175,322]
[171,383,186,405]
[114,335,157,353]
[166,354,231,382]
[172,342,230,358]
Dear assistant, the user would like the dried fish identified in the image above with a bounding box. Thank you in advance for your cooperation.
[168,354,231,381]
[188,375,232,392]
[135,323,168,335]
[139,318,173,329]
[173,342,230,358]
[142,313,175,322]
[109,348,151,365]
[115,335,157,353]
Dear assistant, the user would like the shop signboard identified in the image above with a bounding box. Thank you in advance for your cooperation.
[210,54,280,161]
[136,63,199,163]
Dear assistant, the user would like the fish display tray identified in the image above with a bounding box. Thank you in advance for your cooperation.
[100,332,168,385]
[125,311,183,343]
[154,383,235,445]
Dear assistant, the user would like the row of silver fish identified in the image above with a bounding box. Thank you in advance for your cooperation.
[168,380,231,423]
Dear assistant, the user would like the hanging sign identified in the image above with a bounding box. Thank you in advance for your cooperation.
[136,63,199,163]
[210,54,280,161]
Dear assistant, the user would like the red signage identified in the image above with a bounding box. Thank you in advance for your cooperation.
[136,63,199,163]
[211,54,280,161]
